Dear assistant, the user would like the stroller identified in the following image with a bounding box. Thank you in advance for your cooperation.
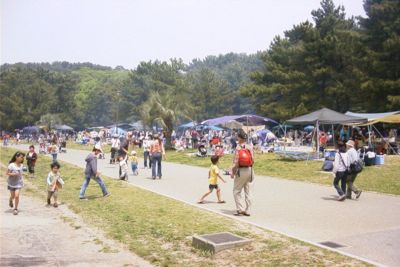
[59,140,67,153]
[198,144,207,157]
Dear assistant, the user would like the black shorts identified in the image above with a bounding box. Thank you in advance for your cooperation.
[209,184,219,190]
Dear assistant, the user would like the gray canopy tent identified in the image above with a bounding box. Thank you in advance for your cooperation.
[286,108,367,157]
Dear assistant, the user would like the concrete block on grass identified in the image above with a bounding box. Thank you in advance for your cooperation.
[192,232,251,253]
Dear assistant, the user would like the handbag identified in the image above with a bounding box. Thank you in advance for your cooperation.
[350,160,363,174]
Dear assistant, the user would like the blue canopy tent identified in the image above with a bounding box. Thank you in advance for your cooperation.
[177,122,196,129]
[195,125,224,131]
[22,126,40,135]
[304,125,315,132]
[110,127,127,136]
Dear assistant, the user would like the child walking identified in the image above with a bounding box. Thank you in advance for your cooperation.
[46,161,64,207]
[6,151,26,215]
[119,155,129,181]
[26,145,38,178]
[198,155,226,204]
[129,151,139,176]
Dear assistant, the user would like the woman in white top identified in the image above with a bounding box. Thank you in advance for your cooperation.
[332,143,350,201]
[6,151,26,215]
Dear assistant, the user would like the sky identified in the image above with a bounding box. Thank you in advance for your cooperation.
[1,0,366,69]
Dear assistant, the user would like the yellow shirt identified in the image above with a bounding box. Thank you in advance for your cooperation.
[129,155,138,164]
[208,164,219,185]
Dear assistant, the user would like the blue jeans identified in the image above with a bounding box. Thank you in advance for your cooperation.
[79,175,109,198]
[131,163,138,175]
[52,153,57,162]
[151,153,162,178]
[333,171,347,196]
[144,151,151,168]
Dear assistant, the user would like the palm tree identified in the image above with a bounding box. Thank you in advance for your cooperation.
[142,91,192,149]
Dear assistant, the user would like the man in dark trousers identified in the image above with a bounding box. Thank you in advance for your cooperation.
[79,144,110,200]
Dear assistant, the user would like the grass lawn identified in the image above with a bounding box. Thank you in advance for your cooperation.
[0,146,368,267]
[64,142,400,195]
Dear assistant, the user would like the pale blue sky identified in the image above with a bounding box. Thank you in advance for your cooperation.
[1,0,365,69]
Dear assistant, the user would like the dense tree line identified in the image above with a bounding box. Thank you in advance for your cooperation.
[241,0,400,120]
[1,0,399,131]
[0,56,260,130]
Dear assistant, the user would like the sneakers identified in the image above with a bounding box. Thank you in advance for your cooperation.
[9,199,13,208]
[103,193,111,198]
[13,209,18,215]
[79,197,88,201]
[356,190,362,199]
[53,203,58,208]
[338,195,346,201]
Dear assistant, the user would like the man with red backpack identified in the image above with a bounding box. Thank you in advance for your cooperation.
[231,129,254,216]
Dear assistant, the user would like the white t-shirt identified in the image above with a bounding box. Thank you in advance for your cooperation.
[7,163,24,188]
[111,138,120,148]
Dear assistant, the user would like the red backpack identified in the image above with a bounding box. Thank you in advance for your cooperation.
[238,146,253,167]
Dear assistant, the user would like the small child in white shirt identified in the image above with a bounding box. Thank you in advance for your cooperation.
[47,161,64,207]
[119,155,129,181]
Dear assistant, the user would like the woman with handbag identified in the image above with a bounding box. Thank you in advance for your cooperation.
[346,140,362,199]
[332,143,350,201]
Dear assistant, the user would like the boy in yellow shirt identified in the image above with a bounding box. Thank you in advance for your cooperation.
[198,155,226,204]
[129,151,139,176]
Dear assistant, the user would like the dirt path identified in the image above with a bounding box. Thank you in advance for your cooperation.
[0,176,152,267]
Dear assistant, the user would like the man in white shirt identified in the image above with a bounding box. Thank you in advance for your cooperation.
[346,140,362,199]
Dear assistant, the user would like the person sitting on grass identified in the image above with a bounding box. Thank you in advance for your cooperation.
[198,155,226,204]
[46,161,64,208]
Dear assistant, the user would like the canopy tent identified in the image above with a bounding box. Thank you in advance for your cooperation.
[304,125,315,132]
[221,120,243,129]
[287,108,367,125]
[55,124,74,131]
[22,126,40,134]
[177,122,196,129]
[195,125,224,131]
[286,108,367,158]
[201,114,278,126]
[344,112,400,155]
[110,127,127,136]
[345,111,400,122]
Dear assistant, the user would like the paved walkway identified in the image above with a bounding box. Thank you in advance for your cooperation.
[0,165,152,267]
[10,145,400,266]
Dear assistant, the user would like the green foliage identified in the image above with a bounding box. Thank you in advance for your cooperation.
[359,0,400,111]
[241,0,400,120]
[1,0,398,130]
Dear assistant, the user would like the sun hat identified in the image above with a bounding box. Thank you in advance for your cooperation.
[131,150,136,155]
[94,144,102,150]
[346,140,355,147]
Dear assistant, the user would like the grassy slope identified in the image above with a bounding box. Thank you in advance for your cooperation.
[0,146,367,267]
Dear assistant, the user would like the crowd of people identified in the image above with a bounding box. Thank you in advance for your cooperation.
[5,129,255,217]
[3,123,399,216]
